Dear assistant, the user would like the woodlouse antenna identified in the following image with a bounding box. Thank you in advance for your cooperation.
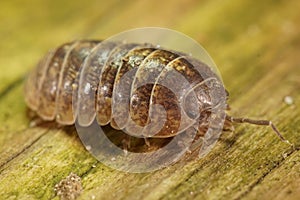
[226,115,293,146]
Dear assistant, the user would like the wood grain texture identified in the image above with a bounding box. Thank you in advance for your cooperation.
[0,0,299,199]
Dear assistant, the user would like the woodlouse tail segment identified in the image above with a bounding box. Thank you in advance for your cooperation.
[225,115,293,146]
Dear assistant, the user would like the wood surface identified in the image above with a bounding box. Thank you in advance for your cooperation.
[0,0,299,199]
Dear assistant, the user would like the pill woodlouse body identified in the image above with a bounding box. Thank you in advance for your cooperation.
[25,40,290,144]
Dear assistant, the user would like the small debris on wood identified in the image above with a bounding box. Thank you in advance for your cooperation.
[282,152,288,159]
[284,96,294,105]
[54,172,83,200]
[86,145,92,151]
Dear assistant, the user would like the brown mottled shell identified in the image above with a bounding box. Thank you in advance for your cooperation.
[24,40,226,138]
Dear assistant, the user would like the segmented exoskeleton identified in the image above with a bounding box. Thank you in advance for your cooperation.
[25,40,290,144]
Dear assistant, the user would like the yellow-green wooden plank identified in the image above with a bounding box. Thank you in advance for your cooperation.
[0,0,299,200]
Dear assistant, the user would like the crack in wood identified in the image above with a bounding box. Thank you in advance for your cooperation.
[0,129,49,173]
[234,147,299,200]
[157,141,298,200]
[157,132,241,200]
[0,76,25,101]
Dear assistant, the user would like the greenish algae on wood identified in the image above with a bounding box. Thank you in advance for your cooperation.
[0,0,300,200]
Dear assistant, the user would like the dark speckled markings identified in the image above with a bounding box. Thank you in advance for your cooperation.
[24,40,289,145]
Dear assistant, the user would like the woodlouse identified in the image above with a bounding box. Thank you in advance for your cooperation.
[24,40,290,145]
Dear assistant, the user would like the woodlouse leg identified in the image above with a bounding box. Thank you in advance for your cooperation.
[183,124,208,154]
[144,138,151,147]
[222,118,235,132]
[122,135,132,155]
[29,118,45,128]
[226,115,293,146]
